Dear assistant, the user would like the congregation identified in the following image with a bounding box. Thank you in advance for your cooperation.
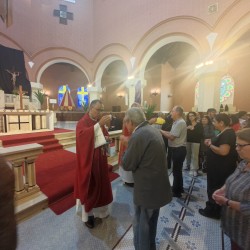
[117,105,250,250]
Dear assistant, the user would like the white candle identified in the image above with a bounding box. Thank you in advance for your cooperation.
[46,96,49,110]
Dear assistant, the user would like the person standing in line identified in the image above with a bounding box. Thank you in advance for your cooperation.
[74,100,113,229]
[0,155,17,250]
[200,115,215,173]
[213,128,250,250]
[122,107,172,250]
[118,102,141,187]
[184,111,204,177]
[161,114,173,169]
[199,113,238,219]
[207,108,217,121]
[161,106,187,198]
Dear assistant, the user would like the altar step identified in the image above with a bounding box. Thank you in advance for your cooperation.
[15,191,48,223]
[54,131,76,149]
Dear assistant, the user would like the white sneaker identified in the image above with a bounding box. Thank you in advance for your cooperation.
[193,170,198,177]
[189,170,193,176]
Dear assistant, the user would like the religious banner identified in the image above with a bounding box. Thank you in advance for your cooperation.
[59,89,75,111]
[0,45,31,96]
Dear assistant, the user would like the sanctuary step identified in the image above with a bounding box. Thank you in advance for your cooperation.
[0,129,74,152]
[15,192,48,223]
[54,131,76,149]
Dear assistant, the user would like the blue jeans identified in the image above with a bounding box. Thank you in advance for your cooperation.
[133,205,160,250]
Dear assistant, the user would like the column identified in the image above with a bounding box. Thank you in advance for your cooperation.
[195,61,228,112]
[160,62,175,112]
[13,161,25,192]
[88,86,102,103]
[25,158,37,187]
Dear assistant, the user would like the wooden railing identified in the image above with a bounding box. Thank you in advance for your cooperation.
[0,143,43,200]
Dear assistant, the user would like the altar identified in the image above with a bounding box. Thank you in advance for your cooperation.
[0,110,54,134]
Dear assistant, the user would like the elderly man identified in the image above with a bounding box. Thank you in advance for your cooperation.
[74,100,113,228]
[122,107,172,250]
[161,106,187,198]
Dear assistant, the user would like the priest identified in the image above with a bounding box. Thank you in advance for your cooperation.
[74,99,113,228]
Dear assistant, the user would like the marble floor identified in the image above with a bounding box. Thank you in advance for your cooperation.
[16,121,231,249]
[17,166,231,250]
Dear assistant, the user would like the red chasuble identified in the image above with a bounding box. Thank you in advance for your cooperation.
[74,113,113,212]
[118,124,131,165]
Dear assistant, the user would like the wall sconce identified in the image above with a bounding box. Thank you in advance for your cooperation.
[117,93,124,98]
[150,89,160,96]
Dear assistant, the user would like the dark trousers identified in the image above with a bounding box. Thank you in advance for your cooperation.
[167,147,172,169]
[206,163,235,215]
[171,146,186,194]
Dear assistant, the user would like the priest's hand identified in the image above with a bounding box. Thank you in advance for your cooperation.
[99,115,112,127]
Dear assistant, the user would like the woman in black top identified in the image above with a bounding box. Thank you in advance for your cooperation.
[185,112,204,176]
[199,113,238,219]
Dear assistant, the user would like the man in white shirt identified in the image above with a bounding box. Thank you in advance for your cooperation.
[161,106,187,197]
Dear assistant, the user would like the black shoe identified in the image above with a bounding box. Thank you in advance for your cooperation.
[198,208,220,220]
[124,182,134,187]
[172,192,182,198]
[85,216,95,228]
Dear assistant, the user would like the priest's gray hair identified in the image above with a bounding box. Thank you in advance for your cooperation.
[124,107,146,126]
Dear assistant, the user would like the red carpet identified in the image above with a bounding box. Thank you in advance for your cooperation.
[35,149,119,215]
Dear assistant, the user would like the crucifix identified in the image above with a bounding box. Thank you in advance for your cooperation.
[6,69,21,88]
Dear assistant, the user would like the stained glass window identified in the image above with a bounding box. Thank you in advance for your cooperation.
[220,75,234,103]
[77,87,88,108]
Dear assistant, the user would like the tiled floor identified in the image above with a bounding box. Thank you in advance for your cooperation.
[17,168,231,250]
[16,121,231,250]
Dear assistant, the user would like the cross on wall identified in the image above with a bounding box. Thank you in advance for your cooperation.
[53,5,73,25]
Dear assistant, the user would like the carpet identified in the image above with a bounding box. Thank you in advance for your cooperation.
[36,149,119,215]
[35,149,77,205]
[0,128,72,152]
[49,171,120,215]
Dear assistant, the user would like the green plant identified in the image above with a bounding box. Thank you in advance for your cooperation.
[144,104,156,120]
[81,100,89,112]
[34,89,46,106]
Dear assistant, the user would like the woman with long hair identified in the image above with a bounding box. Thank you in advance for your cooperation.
[185,111,203,176]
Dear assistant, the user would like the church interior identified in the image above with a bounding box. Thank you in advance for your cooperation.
[0,0,250,249]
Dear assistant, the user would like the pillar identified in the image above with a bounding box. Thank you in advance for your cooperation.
[87,86,102,103]
[160,63,175,112]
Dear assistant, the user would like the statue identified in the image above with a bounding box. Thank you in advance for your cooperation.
[5,69,21,88]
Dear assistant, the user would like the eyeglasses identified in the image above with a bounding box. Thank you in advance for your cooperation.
[93,107,104,112]
[236,143,250,149]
